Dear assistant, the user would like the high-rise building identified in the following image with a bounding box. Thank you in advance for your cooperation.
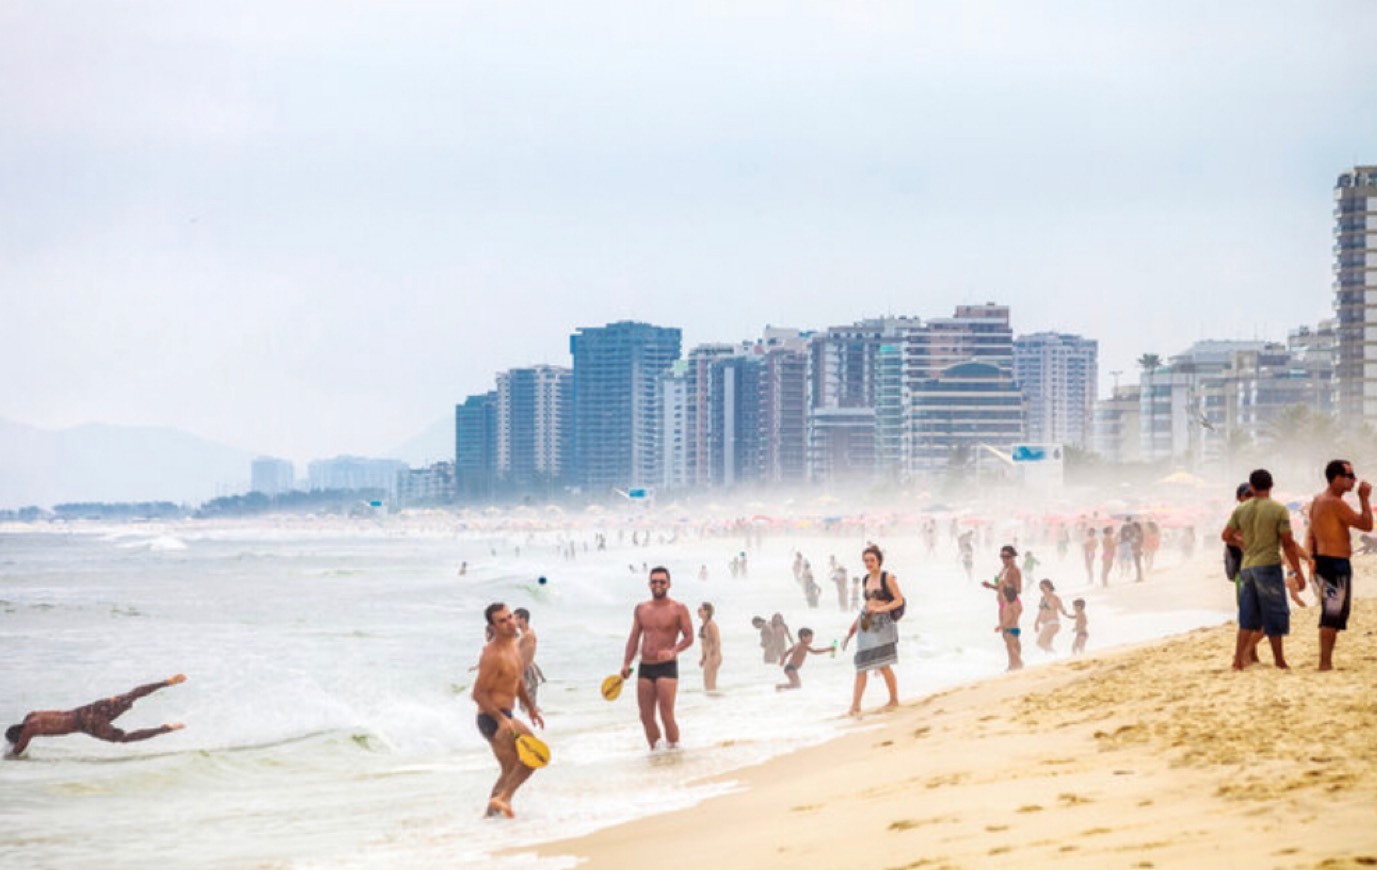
[708,354,763,486]
[455,391,497,501]
[806,317,920,483]
[1334,165,1377,424]
[656,361,689,490]
[570,321,681,493]
[307,456,406,497]
[397,461,456,507]
[1014,332,1098,448]
[496,365,572,493]
[758,329,810,485]
[904,304,1024,474]
[684,344,737,488]
[250,456,294,496]
[1093,385,1142,463]
[1138,340,1267,465]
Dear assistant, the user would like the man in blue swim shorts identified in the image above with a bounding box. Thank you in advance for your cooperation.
[1223,469,1308,670]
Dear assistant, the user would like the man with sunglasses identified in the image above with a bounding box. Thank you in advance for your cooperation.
[1306,460,1373,671]
[620,566,694,749]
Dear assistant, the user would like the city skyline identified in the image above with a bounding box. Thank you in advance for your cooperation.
[3,3,1374,466]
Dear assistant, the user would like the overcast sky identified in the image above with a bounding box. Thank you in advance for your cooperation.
[2,1,1374,466]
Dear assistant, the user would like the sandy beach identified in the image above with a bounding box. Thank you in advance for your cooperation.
[533,558,1377,869]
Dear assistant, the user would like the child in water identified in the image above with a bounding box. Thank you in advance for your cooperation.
[997,585,1023,671]
[1071,599,1088,654]
[776,628,832,690]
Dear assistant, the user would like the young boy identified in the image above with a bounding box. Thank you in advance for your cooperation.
[996,586,1023,671]
[776,628,832,690]
[1071,598,1088,654]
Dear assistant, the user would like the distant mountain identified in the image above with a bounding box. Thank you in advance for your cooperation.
[0,418,255,510]
[388,415,453,467]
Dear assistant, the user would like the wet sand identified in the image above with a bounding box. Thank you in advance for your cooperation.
[533,562,1377,868]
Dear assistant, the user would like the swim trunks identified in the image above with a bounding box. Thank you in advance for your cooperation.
[1314,555,1353,631]
[637,660,679,681]
[476,708,514,742]
[1004,628,1021,637]
[1237,564,1289,636]
[783,664,798,673]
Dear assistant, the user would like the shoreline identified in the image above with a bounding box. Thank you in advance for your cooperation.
[528,583,1377,868]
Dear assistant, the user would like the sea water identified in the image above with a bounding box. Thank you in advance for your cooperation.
[0,520,1231,869]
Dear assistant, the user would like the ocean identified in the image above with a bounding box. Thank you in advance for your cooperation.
[0,517,1231,869]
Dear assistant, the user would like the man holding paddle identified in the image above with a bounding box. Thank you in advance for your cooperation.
[473,602,546,818]
[619,566,695,750]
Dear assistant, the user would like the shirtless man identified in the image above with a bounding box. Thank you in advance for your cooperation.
[1306,459,1373,671]
[513,608,544,715]
[6,675,186,758]
[473,602,544,818]
[619,566,694,749]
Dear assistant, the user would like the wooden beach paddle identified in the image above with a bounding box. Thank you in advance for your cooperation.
[514,733,551,769]
[600,673,624,701]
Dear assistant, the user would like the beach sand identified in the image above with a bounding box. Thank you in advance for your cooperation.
[533,558,1377,869]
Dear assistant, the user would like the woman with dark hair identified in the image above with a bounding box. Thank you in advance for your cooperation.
[840,544,904,716]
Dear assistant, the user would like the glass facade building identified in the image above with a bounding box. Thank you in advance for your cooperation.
[570,321,681,493]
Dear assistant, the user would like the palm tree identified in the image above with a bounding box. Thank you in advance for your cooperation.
[1137,353,1162,373]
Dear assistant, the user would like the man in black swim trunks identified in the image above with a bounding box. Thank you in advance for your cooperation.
[1306,459,1373,671]
[620,566,694,749]
[472,602,544,817]
[6,675,186,758]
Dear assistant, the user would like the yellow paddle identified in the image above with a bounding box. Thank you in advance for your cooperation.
[514,732,551,769]
[600,673,624,701]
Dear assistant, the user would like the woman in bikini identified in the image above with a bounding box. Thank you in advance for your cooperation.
[1033,579,1074,653]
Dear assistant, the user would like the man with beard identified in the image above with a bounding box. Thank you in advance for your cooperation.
[619,567,694,750]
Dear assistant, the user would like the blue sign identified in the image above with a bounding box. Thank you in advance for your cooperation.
[1011,445,1046,463]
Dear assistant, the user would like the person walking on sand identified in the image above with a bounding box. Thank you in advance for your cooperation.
[1306,459,1373,671]
[513,608,545,716]
[1222,468,1308,671]
[619,567,694,749]
[697,602,722,692]
[6,675,187,758]
[473,603,544,818]
[840,545,904,716]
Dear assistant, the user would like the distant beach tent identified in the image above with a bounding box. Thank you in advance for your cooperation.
[1157,470,1209,488]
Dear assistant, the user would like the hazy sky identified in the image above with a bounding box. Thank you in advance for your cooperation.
[3,1,1374,466]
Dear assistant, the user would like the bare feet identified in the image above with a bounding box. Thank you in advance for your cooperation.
[846,707,861,718]
[168,674,187,685]
[167,723,185,730]
[486,798,514,819]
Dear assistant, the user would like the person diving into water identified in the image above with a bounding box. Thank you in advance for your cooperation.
[5,675,187,758]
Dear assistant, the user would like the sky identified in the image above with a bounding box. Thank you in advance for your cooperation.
[2,1,1375,467]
